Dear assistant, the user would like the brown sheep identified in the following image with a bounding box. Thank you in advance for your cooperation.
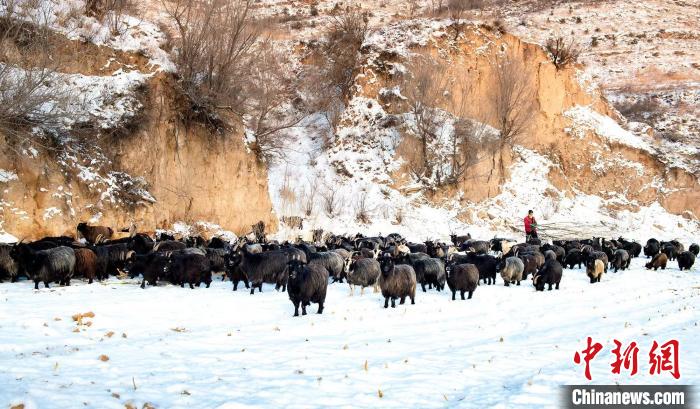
[76,223,113,244]
[445,263,479,300]
[73,248,98,284]
[645,253,668,270]
[586,259,604,284]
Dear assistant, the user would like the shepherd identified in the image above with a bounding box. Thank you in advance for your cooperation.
[524,210,538,242]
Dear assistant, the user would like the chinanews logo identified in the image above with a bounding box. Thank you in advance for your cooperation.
[561,338,694,408]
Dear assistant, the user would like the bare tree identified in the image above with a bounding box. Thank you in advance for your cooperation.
[301,176,318,217]
[321,186,342,218]
[402,56,449,178]
[354,191,371,224]
[245,41,308,164]
[85,0,136,36]
[306,9,369,143]
[489,51,536,147]
[0,2,68,146]
[545,36,581,69]
[163,0,259,130]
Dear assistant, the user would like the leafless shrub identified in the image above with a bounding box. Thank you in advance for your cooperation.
[305,9,368,142]
[545,36,581,69]
[354,191,371,224]
[448,0,485,20]
[402,55,449,179]
[321,187,342,218]
[614,97,665,124]
[489,51,536,147]
[85,0,137,36]
[163,0,259,131]
[245,41,308,164]
[394,207,404,225]
[0,4,68,146]
[301,178,318,217]
[251,220,266,243]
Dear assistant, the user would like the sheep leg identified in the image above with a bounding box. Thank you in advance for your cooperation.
[233,281,238,291]
[391,298,396,308]
[516,280,520,286]
[189,282,195,289]
[410,294,415,305]
[44,281,50,288]
[555,282,560,290]
[140,280,146,289]
[467,290,473,299]
[301,304,307,315]
[360,286,365,296]
[384,297,389,308]
[399,296,406,305]
[460,290,465,300]
[317,302,324,314]
[243,277,249,288]
[548,283,552,290]
[373,284,379,293]
[293,301,300,317]
[451,290,456,300]
[504,280,509,287]
[349,284,354,296]
[34,280,39,290]
[421,283,426,292]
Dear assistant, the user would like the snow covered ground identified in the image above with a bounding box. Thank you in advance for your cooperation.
[1,257,698,408]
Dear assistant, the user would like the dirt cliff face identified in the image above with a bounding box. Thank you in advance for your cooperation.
[0,74,276,240]
[357,24,698,219]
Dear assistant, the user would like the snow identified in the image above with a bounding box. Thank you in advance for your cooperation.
[0,258,698,408]
[42,207,62,220]
[467,147,700,243]
[0,169,19,183]
[564,105,654,153]
[0,0,174,71]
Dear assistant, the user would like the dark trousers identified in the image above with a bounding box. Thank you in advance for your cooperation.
[526,230,538,242]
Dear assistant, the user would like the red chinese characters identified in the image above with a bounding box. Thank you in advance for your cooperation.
[649,339,680,379]
[574,337,604,381]
[573,338,680,380]
[611,340,639,376]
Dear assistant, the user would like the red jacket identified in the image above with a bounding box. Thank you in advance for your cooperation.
[524,216,536,233]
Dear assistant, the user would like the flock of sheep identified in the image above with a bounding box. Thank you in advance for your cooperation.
[0,223,697,316]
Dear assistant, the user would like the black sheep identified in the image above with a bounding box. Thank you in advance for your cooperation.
[378,256,417,308]
[28,246,76,289]
[167,253,212,289]
[238,247,305,294]
[661,243,677,261]
[224,252,249,291]
[286,259,328,317]
[519,254,538,280]
[617,238,642,258]
[0,244,22,282]
[93,243,130,279]
[677,251,695,271]
[413,258,446,292]
[347,258,381,295]
[308,251,345,283]
[689,243,699,256]
[532,259,563,291]
[610,249,630,273]
[461,253,498,285]
[445,262,478,300]
[644,239,660,258]
[154,240,187,253]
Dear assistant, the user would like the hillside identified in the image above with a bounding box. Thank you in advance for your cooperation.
[0,0,698,242]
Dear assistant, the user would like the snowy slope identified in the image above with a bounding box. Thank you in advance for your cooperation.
[1,257,698,408]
